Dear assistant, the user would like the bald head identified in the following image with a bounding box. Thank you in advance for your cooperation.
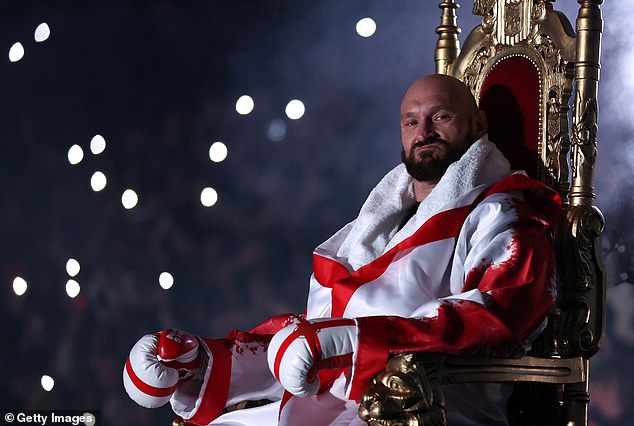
[401,74,479,117]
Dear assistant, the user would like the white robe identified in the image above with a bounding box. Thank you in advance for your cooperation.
[169,137,560,425]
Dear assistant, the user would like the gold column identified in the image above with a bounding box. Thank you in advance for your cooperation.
[435,0,461,74]
[558,4,605,424]
[570,0,603,206]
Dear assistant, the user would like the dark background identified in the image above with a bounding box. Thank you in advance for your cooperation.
[1,1,632,425]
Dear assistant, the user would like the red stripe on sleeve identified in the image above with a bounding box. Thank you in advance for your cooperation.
[348,316,390,402]
[186,339,233,425]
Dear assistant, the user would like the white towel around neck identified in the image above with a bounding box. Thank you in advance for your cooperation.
[335,136,511,270]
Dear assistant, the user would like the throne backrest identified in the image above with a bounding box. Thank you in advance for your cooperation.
[434,0,605,359]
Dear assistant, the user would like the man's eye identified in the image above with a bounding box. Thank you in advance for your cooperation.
[434,114,450,121]
[404,120,417,127]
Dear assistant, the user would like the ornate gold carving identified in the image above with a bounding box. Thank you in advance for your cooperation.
[530,27,574,196]
[505,2,522,37]
[473,0,495,16]
[533,34,557,63]
[358,353,587,424]
[358,353,447,426]
[544,82,572,198]
[496,0,531,45]
[473,0,497,34]
[554,204,605,357]
[570,97,598,196]
[462,45,493,93]
[545,95,562,187]
[531,0,548,25]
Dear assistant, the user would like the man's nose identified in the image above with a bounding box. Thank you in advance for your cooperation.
[416,118,436,140]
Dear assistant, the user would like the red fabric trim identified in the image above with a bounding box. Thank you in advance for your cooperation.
[312,174,559,318]
[278,390,294,422]
[312,255,350,290]
[187,339,233,425]
[317,353,353,370]
[248,313,303,335]
[125,357,177,397]
[349,316,390,402]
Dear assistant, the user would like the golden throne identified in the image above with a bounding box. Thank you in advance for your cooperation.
[358,1,606,425]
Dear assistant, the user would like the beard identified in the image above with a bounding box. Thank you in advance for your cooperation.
[401,136,472,182]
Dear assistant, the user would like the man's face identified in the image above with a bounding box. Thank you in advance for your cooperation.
[400,77,483,182]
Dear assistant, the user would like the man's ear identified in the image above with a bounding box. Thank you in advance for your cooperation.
[473,109,488,139]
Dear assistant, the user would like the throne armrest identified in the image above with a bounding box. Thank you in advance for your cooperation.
[358,352,588,426]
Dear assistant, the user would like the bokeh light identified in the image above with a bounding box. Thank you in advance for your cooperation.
[90,134,106,154]
[121,189,139,209]
[83,413,96,426]
[34,22,51,42]
[209,141,228,163]
[9,42,24,62]
[235,95,255,115]
[65,279,80,298]
[90,171,107,192]
[159,272,174,290]
[68,144,84,165]
[200,187,218,207]
[356,18,377,37]
[41,375,54,391]
[12,277,27,296]
[267,119,287,142]
[66,258,81,277]
[285,100,305,120]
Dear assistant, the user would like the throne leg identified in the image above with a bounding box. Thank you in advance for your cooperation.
[563,359,590,426]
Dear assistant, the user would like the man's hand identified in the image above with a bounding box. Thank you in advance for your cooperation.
[123,329,203,408]
[267,318,358,397]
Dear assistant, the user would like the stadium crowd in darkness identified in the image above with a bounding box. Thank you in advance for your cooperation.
[1,2,633,425]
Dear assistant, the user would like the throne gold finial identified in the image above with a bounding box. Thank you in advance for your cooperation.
[435,1,461,74]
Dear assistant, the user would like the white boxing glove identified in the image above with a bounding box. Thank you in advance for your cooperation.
[267,318,359,398]
[123,329,202,408]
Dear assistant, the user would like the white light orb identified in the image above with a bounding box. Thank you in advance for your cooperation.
[41,375,55,391]
[82,413,96,426]
[68,144,84,165]
[285,100,305,120]
[66,279,80,298]
[90,171,107,192]
[122,189,139,209]
[9,42,24,62]
[200,187,218,207]
[12,277,27,296]
[267,119,287,142]
[34,22,51,42]
[356,18,377,37]
[235,95,255,115]
[66,258,81,277]
[209,141,228,163]
[90,134,106,154]
[159,272,174,290]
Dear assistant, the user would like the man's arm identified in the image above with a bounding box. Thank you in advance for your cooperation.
[349,191,558,399]
[268,189,558,402]
[124,313,303,425]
